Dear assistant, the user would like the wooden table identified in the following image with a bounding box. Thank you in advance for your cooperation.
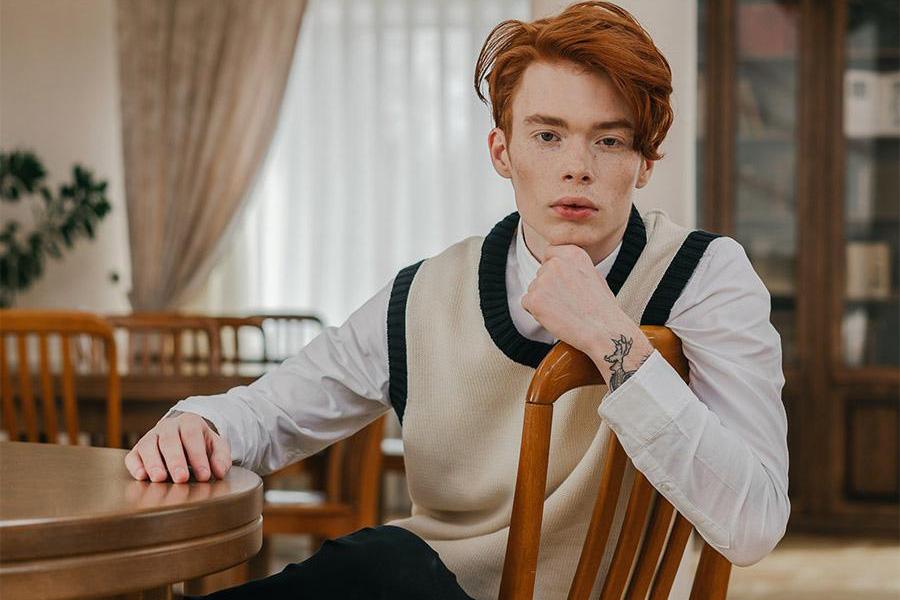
[75,371,264,443]
[0,441,263,599]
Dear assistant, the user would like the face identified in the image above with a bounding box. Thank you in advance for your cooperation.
[487,60,654,264]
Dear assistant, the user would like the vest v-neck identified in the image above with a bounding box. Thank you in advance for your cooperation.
[478,205,647,368]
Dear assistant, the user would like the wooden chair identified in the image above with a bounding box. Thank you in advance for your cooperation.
[500,326,733,600]
[213,316,266,367]
[105,313,221,375]
[255,416,386,572]
[0,310,121,448]
[250,313,324,364]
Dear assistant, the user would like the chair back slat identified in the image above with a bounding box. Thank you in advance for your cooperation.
[623,494,676,599]
[648,513,693,599]
[0,310,119,447]
[567,436,628,600]
[688,542,732,600]
[15,334,39,442]
[340,416,386,528]
[599,472,656,599]
[38,334,59,443]
[0,336,17,438]
[326,439,346,502]
[60,334,80,444]
[500,326,732,600]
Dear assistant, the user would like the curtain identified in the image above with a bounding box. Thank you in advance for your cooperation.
[116,0,307,310]
[187,0,531,326]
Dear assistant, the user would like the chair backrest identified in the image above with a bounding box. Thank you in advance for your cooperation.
[105,313,221,375]
[250,313,324,364]
[325,416,386,528]
[213,316,266,368]
[499,326,732,600]
[0,310,121,448]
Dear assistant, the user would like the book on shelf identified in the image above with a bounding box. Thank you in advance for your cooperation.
[737,75,765,137]
[845,241,892,300]
[842,306,868,367]
[844,69,900,137]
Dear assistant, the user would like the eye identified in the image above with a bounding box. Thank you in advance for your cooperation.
[537,132,559,143]
[598,137,623,148]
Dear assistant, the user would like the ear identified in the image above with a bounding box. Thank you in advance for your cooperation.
[487,127,512,179]
[635,158,654,189]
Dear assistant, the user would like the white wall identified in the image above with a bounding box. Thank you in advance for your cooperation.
[0,0,131,311]
[532,0,698,227]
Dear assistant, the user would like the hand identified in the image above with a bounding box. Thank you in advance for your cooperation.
[124,412,231,483]
[521,244,653,388]
[521,244,619,354]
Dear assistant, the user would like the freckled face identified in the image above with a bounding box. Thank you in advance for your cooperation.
[487,60,654,264]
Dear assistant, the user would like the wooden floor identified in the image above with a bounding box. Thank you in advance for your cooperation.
[260,532,900,599]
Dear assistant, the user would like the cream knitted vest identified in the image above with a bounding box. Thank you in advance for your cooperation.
[386,207,715,599]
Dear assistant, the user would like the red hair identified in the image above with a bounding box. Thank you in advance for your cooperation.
[474,1,673,161]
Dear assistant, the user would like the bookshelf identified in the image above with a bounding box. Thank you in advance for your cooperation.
[698,0,899,535]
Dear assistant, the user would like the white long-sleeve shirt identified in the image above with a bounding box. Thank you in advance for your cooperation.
[171,217,790,566]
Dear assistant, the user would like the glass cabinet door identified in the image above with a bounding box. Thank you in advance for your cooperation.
[698,0,802,363]
[841,0,899,368]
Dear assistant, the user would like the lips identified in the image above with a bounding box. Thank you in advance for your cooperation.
[552,196,596,210]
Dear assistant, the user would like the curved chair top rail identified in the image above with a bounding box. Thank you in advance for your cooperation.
[0,309,116,338]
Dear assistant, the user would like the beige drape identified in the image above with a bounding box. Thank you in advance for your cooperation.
[116,0,307,310]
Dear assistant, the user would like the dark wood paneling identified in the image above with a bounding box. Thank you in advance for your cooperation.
[845,398,899,501]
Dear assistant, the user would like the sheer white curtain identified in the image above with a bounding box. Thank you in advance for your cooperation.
[191,0,530,326]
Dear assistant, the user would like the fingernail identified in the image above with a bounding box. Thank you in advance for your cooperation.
[196,467,209,479]
[150,468,165,481]
[135,468,146,479]
[174,467,188,481]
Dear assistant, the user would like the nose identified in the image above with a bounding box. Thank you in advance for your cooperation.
[562,144,594,184]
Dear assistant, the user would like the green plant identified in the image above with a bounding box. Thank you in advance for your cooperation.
[0,150,111,307]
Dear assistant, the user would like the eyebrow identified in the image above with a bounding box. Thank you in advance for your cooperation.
[522,114,634,132]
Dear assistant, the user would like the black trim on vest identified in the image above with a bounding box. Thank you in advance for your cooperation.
[387,259,424,423]
[478,205,648,369]
[640,230,721,326]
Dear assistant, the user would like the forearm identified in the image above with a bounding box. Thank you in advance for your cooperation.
[597,351,790,566]
[584,313,654,391]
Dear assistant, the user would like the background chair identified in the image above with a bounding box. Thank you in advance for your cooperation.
[252,416,386,576]
[213,316,267,375]
[106,313,221,375]
[500,326,732,600]
[0,309,120,448]
[250,313,324,364]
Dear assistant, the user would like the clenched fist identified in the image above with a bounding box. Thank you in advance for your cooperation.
[124,411,231,483]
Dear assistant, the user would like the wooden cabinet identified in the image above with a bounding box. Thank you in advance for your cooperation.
[698,0,899,535]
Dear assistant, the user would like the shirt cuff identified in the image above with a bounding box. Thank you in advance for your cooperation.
[597,348,693,449]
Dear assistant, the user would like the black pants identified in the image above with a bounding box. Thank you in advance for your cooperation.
[197,525,475,600]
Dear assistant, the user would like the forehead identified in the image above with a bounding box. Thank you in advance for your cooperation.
[510,60,633,126]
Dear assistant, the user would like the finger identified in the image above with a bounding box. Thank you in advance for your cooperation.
[207,429,232,479]
[136,432,168,483]
[124,448,147,480]
[179,419,212,482]
[158,424,190,483]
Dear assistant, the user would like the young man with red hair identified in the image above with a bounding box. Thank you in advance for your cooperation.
[127,3,789,598]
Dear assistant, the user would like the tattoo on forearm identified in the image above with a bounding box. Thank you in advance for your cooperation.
[603,334,651,391]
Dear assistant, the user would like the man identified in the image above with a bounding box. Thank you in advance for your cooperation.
[126,2,790,598]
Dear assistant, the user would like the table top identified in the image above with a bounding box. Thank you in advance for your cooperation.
[0,441,263,599]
